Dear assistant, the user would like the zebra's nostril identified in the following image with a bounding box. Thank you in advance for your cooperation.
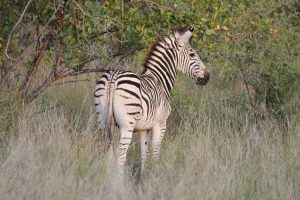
[205,73,210,81]
[196,73,210,85]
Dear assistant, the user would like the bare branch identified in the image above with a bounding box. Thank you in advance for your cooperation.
[239,65,256,112]
[38,4,63,40]
[90,28,119,40]
[25,70,56,103]
[69,56,99,69]
[24,67,108,103]
[62,68,110,78]
[5,0,33,61]
[52,79,93,87]
[24,41,63,103]
[54,42,64,78]
[20,39,50,96]
[121,0,124,41]
[113,46,145,58]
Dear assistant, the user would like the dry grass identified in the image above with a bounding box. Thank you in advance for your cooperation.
[0,73,300,200]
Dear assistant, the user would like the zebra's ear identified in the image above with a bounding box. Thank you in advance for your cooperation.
[174,27,194,46]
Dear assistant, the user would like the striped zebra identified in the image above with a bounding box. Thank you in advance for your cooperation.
[94,27,210,175]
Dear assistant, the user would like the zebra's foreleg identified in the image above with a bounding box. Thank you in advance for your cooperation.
[117,126,134,175]
[139,130,149,171]
[151,123,166,159]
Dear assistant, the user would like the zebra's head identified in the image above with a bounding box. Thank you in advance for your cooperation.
[173,27,210,85]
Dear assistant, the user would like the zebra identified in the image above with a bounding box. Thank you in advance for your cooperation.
[94,27,210,175]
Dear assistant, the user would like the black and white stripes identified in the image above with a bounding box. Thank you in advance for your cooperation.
[94,27,210,175]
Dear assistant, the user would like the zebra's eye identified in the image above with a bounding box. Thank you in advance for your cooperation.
[189,53,196,58]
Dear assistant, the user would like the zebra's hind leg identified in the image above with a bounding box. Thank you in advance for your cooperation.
[117,125,134,175]
[152,123,166,159]
[139,130,149,172]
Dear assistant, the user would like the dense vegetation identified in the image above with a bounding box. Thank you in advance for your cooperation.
[0,0,299,199]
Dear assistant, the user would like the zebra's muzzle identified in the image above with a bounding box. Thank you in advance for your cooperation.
[196,70,210,85]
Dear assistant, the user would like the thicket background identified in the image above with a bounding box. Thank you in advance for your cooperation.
[0,0,300,199]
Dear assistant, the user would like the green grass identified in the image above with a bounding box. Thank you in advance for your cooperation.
[0,71,299,199]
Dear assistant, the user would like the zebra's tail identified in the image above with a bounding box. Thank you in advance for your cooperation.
[103,80,115,149]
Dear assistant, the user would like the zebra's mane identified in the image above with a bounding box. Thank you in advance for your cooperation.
[143,36,165,68]
[143,27,187,70]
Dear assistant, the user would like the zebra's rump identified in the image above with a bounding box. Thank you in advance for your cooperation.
[94,70,144,128]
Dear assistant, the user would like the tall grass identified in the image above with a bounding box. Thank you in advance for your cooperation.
[1,71,299,199]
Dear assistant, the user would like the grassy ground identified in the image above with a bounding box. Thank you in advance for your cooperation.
[0,67,299,200]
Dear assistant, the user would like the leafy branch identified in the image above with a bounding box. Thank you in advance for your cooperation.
[5,0,33,61]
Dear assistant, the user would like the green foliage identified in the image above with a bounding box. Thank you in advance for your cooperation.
[0,0,299,119]
[0,0,236,68]
[219,0,300,119]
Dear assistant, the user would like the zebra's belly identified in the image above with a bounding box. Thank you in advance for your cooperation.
[134,117,154,131]
[133,108,170,132]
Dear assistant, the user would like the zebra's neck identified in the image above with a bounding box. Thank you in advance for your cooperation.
[141,36,178,97]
